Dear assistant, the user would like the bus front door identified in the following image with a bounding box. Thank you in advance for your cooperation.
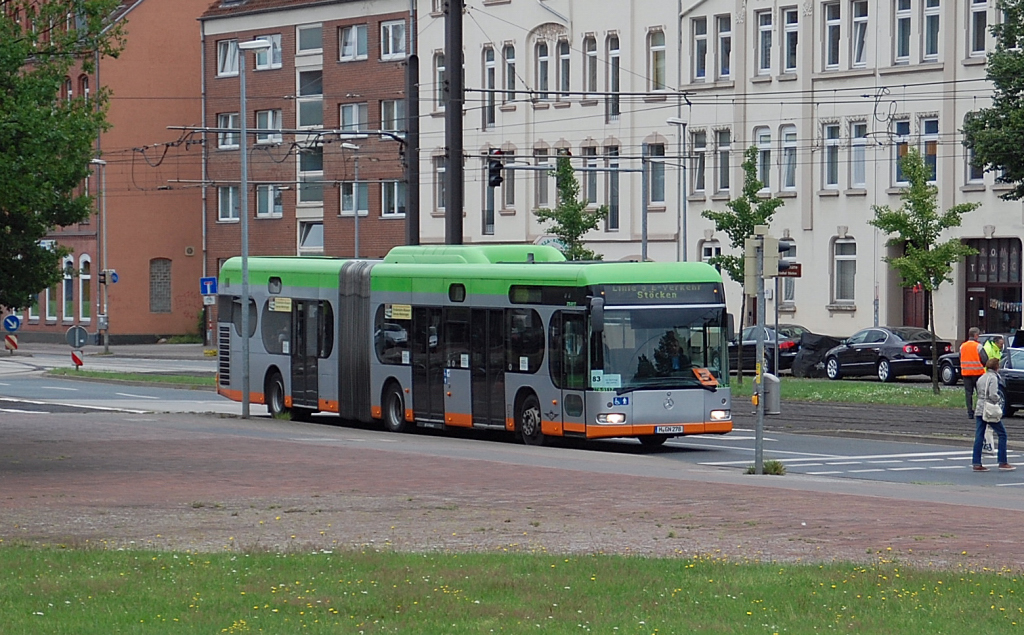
[412,307,445,423]
[291,300,319,409]
[443,307,472,427]
[471,309,506,427]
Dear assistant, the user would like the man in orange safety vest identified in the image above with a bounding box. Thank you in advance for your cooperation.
[960,327,985,419]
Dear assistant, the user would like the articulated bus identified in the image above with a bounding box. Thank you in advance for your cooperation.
[216,244,732,446]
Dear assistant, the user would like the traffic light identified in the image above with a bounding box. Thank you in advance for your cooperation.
[777,238,798,275]
[98,270,107,285]
[762,236,799,278]
[487,150,504,187]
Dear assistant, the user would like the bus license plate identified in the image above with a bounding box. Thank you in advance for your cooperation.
[655,426,684,434]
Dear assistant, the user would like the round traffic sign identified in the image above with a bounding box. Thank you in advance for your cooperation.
[110,271,119,284]
[3,315,21,332]
[66,325,89,348]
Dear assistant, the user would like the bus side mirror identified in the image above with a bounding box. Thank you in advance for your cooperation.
[727,313,735,342]
[591,297,604,333]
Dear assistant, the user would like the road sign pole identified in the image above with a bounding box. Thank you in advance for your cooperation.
[755,236,765,475]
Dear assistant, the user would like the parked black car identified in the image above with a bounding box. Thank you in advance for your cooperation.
[824,326,953,382]
[938,332,1021,386]
[728,323,811,375]
[1000,347,1024,417]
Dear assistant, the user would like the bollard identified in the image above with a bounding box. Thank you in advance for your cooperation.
[763,372,781,415]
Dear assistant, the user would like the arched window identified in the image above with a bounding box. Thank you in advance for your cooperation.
[62,256,74,322]
[536,41,549,100]
[483,47,495,128]
[79,256,92,322]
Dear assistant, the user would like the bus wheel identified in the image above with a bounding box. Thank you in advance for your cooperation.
[266,372,288,418]
[518,394,545,446]
[383,383,407,433]
[638,435,668,447]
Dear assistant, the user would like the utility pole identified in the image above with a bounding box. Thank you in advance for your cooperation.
[443,0,464,244]
[405,0,419,246]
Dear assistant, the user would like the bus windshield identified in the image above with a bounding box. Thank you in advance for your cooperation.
[594,306,728,393]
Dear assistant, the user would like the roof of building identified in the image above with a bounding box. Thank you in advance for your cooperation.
[200,0,367,20]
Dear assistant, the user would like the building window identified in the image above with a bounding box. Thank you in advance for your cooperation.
[381,99,405,135]
[606,146,620,230]
[966,114,985,182]
[503,45,516,102]
[851,1,868,67]
[649,30,666,90]
[702,240,722,264]
[255,109,283,144]
[46,283,58,321]
[783,9,798,72]
[607,36,620,121]
[693,17,708,81]
[781,126,797,190]
[218,185,239,221]
[297,69,323,128]
[824,3,840,69]
[971,0,988,56]
[755,128,771,190]
[558,40,570,95]
[296,24,322,53]
[217,39,238,76]
[483,47,496,128]
[381,20,406,60]
[502,151,516,208]
[582,146,598,204]
[924,0,940,60]
[341,182,368,216]
[781,240,796,302]
[298,221,324,254]
[298,147,324,204]
[483,164,495,235]
[757,11,772,75]
[62,77,72,101]
[434,53,446,110]
[340,102,368,132]
[716,129,731,192]
[895,0,911,63]
[647,143,666,204]
[824,124,840,188]
[28,291,39,321]
[536,42,550,100]
[922,118,939,182]
[893,119,910,185]
[833,240,857,303]
[256,184,284,218]
[851,122,867,188]
[433,156,446,211]
[718,16,732,78]
[62,256,74,321]
[340,24,368,61]
[534,148,550,207]
[150,258,171,314]
[692,130,707,193]
[79,74,89,101]
[217,112,239,149]
[584,36,598,95]
[253,34,282,70]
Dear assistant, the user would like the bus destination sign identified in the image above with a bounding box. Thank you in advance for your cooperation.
[602,283,722,305]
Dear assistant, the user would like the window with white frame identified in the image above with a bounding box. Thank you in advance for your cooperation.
[535,148,550,207]
[256,184,284,218]
[502,151,516,208]
[693,17,708,81]
[783,9,798,72]
[692,130,707,192]
[341,102,368,132]
[536,42,550,100]
[924,0,940,60]
[218,185,240,221]
[966,114,985,182]
[649,30,666,90]
[298,146,324,204]
[217,39,238,76]
[558,40,570,95]
[28,291,38,321]
[297,69,323,127]
[971,0,988,56]
[217,112,239,149]
[381,20,406,60]
[716,129,731,192]
[434,53,446,110]
[298,221,324,254]
[701,240,722,265]
[381,99,405,135]
[757,11,772,75]
[340,24,368,61]
[607,36,620,121]
[851,1,868,67]
[755,128,771,190]
[253,34,282,70]
[46,283,58,321]
[718,16,732,78]
[648,143,666,203]
[606,146,620,230]
[79,256,91,321]
[851,122,867,188]
[781,126,797,190]
[255,109,282,144]
[824,3,841,69]
[296,24,322,53]
[895,0,911,63]
[503,45,516,102]
[61,257,73,321]
[584,36,597,95]
[824,124,840,188]
[583,146,598,204]
[433,156,446,211]
[922,118,938,182]
[893,119,910,184]
[341,181,368,216]
[781,240,796,302]
[833,239,857,303]
[483,47,496,128]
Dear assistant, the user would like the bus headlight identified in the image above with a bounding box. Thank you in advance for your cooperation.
[597,413,627,424]
[709,409,731,421]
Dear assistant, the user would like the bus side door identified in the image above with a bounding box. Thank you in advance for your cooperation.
[471,308,506,427]
[291,300,319,409]
[443,307,472,427]
[412,307,445,423]
[551,310,588,435]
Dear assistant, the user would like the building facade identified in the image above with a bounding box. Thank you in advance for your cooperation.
[418,0,1021,342]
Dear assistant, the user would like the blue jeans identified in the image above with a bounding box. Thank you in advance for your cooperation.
[973,416,1008,465]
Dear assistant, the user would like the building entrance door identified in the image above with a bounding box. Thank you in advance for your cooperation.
[963,238,1022,337]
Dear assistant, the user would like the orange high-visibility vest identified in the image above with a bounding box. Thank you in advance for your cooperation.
[960,340,985,377]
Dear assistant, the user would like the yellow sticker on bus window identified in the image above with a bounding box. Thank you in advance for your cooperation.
[269,297,293,312]
[390,304,412,320]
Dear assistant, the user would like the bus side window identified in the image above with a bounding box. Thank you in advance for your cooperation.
[232,298,257,338]
[445,307,471,368]
[374,304,410,365]
[260,300,292,355]
[318,301,334,358]
[508,308,544,373]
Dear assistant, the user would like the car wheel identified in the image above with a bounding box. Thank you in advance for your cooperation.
[382,383,407,433]
[638,435,669,447]
[762,352,775,376]
[939,362,958,386]
[877,358,894,383]
[518,394,545,446]
[265,372,288,417]
[825,356,842,380]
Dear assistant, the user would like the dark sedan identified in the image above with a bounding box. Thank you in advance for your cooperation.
[1000,347,1024,417]
[728,323,811,375]
[939,332,1021,385]
[824,326,952,382]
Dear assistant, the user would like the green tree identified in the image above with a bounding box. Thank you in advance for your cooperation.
[962,0,1024,199]
[0,0,124,311]
[870,148,979,394]
[701,146,785,382]
[534,155,608,261]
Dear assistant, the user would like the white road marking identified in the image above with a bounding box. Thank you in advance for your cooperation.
[887,467,927,471]
[996,482,1024,487]
[786,463,824,467]
[115,392,159,400]
[0,408,42,414]
[825,461,862,465]
[40,385,78,391]
[930,465,967,470]
[867,460,903,464]
[908,458,945,462]
[848,469,886,473]
[806,471,843,475]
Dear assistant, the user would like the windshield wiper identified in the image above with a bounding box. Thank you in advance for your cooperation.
[616,378,718,395]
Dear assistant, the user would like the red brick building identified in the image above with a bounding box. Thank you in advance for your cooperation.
[200,0,411,280]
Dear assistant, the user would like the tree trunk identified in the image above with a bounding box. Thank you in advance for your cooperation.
[929,293,940,395]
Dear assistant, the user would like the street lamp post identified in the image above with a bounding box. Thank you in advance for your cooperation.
[89,158,109,353]
[666,117,687,262]
[237,39,272,420]
[342,142,361,257]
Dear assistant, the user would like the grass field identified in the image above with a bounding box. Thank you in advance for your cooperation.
[45,368,215,388]
[0,546,1019,634]
[729,377,964,409]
